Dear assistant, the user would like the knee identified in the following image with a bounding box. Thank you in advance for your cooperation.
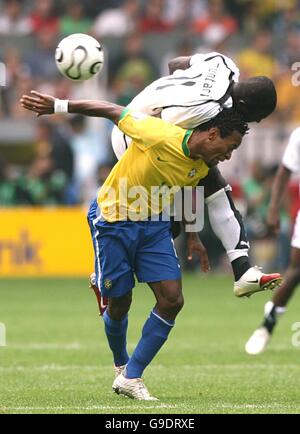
[159,292,184,317]
[108,292,132,321]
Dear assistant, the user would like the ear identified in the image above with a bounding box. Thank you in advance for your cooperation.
[235,99,248,117]
[208,127,219,141]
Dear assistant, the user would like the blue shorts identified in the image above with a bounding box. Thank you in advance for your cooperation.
[87,200,181,298]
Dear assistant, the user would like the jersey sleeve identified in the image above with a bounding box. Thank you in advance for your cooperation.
[282,127,300,173]
[118,109,186,150]
[190,52,240,82]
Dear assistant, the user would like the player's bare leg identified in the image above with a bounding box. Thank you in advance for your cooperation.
[113,279,183,400]
[200,167,282,298]
[246,247,300,355]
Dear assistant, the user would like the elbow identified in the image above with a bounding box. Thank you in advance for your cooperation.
[168,59,176,75]
[168,56,191,74]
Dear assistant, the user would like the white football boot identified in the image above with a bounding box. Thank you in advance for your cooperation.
[234,266,282,298]
[245,327,271,355]
[245,301,286,355]
[112,373,158,401]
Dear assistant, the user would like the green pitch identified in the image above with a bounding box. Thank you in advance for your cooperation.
[0,275,300,414]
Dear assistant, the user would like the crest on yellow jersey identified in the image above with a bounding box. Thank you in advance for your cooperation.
[104,279,112,290]
[188,169,197,178]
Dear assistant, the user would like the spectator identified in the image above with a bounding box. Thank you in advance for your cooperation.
[0,48,31,117]
[238,30,279,79]
[0,0,32,35]
[272,2,300,41]
[92,0,140,38]
[164,0,207,30]
[24,29,60,81]
[109,32,158,105]
[0,157,18,205]
[139,0,173,33]
[242,161,291,270]
[35,120,74,181]
[59,0,92,36]
[68,115,106,204]
[272,30,300,123]
[8,72,35,119]
[192,0,238,38]
[275,70,300,124]
[276,30,300,67]
[160,38,194,76]
[10,120,73,205]
[80,0,124,18]
[29,0,59,34]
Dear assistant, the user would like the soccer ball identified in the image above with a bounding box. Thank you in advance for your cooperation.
[55,33,104,81]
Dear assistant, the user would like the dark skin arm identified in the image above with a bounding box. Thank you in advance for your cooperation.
[168,56,192,74]
[266,164,292,234]
[20,91,124,125]
[182,188,210,273]
[186,231,210,273]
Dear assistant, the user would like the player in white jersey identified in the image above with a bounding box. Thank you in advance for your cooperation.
[245,127,300,354]
[110,51,281,299]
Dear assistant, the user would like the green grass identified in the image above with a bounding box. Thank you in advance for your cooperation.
[0,275,300,414]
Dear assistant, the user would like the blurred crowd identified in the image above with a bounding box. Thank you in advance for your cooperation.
[0,0,300,269]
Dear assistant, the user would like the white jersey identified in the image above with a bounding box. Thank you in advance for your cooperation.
[282,127,300,249]
[282,127,300,174]
[112,52,240,160]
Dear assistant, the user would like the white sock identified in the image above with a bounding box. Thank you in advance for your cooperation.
[205,187,249,262]
[264,301,287,318]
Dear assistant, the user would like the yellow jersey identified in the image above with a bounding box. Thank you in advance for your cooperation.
[98,109,209,222]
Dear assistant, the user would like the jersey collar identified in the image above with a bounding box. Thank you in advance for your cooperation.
[182,130,193,157]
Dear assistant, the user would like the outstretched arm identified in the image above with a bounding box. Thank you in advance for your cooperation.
[20,91,124,125]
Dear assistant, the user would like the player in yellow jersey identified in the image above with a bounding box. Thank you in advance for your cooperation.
[21,90,248,400]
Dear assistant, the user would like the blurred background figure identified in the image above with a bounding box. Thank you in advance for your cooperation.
[24,29,60,81]
[139,0,173,33]
[109,32,158,105]
[238,30,279,79]
[31,120,73,205]
[0,156,18,205]
[68,114,108,205]
[242,161,291,271]
[164,0,207,30]
[92,0,140,38]
[0,0,32,35]
[29,0,59,34]
[192,0,238,40]
[59,0,91,36]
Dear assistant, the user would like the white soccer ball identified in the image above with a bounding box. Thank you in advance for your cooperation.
[55,33,104,81]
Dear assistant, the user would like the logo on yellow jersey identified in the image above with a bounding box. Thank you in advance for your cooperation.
[157,156,168,163]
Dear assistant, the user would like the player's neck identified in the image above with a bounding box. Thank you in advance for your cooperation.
[188,131,208,160]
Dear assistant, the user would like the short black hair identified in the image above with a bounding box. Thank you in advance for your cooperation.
[195,108,249,138]
[233,76,277,122]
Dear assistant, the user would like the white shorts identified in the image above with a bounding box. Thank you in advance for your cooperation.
[291,210,300,249]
